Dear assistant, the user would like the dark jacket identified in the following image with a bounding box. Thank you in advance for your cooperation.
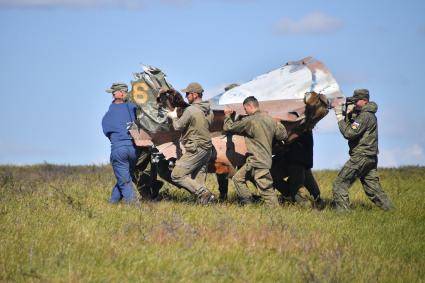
[286,130,314,169]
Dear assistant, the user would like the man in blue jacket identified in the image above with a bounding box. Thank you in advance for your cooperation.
[102,82,138,203]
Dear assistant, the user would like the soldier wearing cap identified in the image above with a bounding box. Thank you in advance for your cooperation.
[223,96,288,206]
[166,82,216,204]
[102,82,138,203]
[332,89,394,211]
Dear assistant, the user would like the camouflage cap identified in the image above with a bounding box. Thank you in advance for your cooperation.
[351,88,370,101]
[224,83,239,91]
[105,82,128,93]
[181,82,204,94]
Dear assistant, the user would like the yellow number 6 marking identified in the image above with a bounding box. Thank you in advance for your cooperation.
[132,81,149,105]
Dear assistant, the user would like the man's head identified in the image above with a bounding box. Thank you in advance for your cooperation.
[242,96,259,115]
[349,89,369,108]
[181,82,204,104]
[106,82,128,102]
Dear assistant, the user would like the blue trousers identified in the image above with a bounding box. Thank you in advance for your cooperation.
[110,145,137,203]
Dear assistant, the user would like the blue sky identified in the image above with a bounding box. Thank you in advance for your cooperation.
[0,0,424,169]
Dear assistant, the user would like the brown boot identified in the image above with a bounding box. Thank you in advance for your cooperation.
[195,187,216,205]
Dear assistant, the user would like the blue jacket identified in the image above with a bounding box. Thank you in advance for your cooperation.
[102,102,137,150]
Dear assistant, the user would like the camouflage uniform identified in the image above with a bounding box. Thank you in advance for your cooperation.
[223,111,287,206]
[170,100,214,197]
[126,93,162,201]
[134,147,164,200]
[333,100,394,211]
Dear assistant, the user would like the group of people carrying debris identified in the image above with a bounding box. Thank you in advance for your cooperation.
[102,81,394,212]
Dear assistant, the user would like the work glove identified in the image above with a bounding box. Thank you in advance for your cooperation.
[166,108,178,119]
[331,97,345,122]
[334,104,344,122]
[224,106,235,116]
[346,104,355,115]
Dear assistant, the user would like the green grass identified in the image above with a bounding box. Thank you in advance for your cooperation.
[1,164,424,282]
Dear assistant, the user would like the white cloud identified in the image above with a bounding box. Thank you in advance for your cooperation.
[159,0,190,6]
[379,144,425,167]
[0,0,144,9]
[274,12,343,34]
[0,0,258,8]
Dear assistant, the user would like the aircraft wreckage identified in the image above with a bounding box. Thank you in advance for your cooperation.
[128,56,344,176]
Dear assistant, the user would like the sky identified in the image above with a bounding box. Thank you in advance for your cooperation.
[0,0,424,169]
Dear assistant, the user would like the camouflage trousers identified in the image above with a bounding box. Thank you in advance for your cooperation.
[171,147,211,194]
[134,148,163,200]
[232,163,279,207]
[332,155,394,211]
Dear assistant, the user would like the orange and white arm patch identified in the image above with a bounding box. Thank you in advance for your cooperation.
[351,121,360,130]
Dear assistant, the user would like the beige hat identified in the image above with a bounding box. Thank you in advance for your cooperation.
[181,82,204,94]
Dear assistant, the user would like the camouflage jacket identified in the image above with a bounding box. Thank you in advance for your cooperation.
[338,101,379,157]
[223,110,287,169]
[172,101,213,151]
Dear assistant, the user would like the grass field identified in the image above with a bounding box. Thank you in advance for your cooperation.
[1,164,424,282]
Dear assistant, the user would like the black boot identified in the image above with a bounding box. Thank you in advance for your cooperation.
[312,195,326,210]
[216,173,228,202]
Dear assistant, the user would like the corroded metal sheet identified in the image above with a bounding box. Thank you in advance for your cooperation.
[130,56,342,175]
[154,135,247,166]
[210,56,343,120]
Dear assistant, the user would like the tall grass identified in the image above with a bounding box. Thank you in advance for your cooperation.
[1,164,424,282]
